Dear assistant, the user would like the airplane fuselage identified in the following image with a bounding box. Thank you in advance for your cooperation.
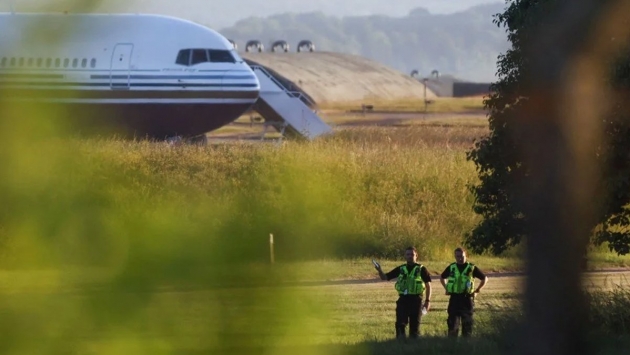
[0,13,260,139]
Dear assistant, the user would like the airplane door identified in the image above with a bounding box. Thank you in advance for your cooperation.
[110,43,133,90]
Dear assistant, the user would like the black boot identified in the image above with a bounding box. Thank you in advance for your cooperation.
[395,325,406,340]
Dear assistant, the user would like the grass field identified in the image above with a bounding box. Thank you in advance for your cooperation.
[1,266,628,355]
[2,97,630,354]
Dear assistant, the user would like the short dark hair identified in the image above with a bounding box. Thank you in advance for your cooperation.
[406,246,417,253]
[454,247,467,254]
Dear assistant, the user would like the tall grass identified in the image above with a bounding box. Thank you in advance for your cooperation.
[587,286,630,335]
[18,126,482,265]
[0,105,488,354]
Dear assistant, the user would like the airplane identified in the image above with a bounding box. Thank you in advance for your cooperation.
[0,12,261,142]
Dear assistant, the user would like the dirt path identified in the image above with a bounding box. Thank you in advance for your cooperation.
[281,268,630,288]
[327,111,487,127]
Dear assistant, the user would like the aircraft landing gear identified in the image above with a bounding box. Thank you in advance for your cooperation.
[165,135,184,145]
[164,135,208,146]
[187,134,208,146]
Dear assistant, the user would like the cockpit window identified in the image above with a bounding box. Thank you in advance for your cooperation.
[175,48,236,66]
[176,49,191,66]
[191,49,209,65]
[208,50,236,63]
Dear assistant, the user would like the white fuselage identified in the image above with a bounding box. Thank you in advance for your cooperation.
[0,12,260,138]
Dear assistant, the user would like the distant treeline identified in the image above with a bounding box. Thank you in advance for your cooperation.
[219,3,508,83]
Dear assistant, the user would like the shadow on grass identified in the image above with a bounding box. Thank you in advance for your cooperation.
[177,334,630,355]
[173,337,505,355]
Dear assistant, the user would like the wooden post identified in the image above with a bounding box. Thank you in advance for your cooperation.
[422,78,428,114]
[269,233,275,264]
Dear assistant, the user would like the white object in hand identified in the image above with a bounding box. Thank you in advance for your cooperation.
[372,259,380,268]
[421,307,428,315]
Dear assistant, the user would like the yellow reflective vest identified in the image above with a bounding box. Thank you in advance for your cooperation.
[394,264,426,296]
[446,262,475,294]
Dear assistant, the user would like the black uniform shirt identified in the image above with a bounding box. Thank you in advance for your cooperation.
[386,263,432,283]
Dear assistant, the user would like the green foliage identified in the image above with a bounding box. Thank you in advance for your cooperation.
[466,0,630,255]
[465,0,547,255]
[595,45,630,255]
[587,286,630,335]
[474,285,630,353]
[220,4,508,82]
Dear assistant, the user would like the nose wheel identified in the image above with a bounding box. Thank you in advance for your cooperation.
[165,134,208,146]
[186,134,208,146]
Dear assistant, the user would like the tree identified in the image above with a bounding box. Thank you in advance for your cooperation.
[466,0,630,256]
[594,46,630,255]
[465,0,546,255]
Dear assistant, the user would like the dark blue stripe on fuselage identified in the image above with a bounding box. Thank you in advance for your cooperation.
[0,81,259,88]
[0,73,65,79]
[0,69,161,73]
[90,74,257,80]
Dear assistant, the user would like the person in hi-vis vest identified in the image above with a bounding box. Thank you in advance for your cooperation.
[374,246,432,339]
[440,247,488,337]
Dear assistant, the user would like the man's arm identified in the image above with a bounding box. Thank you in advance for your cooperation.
[420,267,432,311]
[423,282,432,311]
[440,277,449,295]
[377,266,387,280]
[474,276,488,293]
[376,265,397,281]
[440,267,451,295]
[473,268,488,293]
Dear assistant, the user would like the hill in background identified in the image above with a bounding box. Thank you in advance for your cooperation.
[83,0,503,30]
[220,3,508,83]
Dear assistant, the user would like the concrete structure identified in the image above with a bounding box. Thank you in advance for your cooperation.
[420,74,491,98]
[241,52,436,105]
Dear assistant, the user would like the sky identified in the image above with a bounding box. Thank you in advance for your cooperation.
[2,0,505,29]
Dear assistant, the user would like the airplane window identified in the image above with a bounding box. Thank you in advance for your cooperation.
[81,58,87,68]
[191,49,208,65]
[0,57,5,67]
[37,58,43,67]
[90,58,96,68]
[46,58,52,67]
[175,49,191,66]
[72,58,78,68]
[208,49,236,63]
[64,58,69,68]
[55,58,61,67]
[27,58,33,67]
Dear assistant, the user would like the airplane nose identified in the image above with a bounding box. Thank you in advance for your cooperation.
[221,68,260,104]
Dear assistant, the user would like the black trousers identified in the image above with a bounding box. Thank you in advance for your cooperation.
[447,294,474,337]
[395,295,422,338]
